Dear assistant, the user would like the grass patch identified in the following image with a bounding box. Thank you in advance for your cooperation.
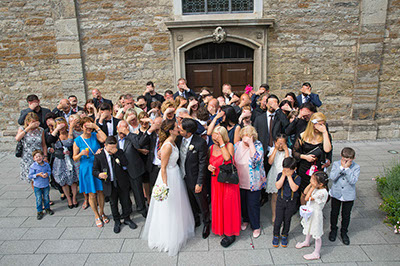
[376,161,400,233]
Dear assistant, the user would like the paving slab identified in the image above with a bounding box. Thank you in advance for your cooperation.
[85,252,133,266]
[224,249,273,265]
[131,252,178,265]
[270,246,322,264]
[60,227,102,240]
[178,251,225,266]
[21,227,65,240]
[0,254,45,266]
[99,224,142,239]
[40,253,89,266]
[0,217,27,228]
[360,244,400,262]
[78,239,124,253]
[0,240,43,254]
[0,228,28,241]
[35,239,83,254]
[320,245,370,263]
[121,239,158,253]
[20,216,61,228]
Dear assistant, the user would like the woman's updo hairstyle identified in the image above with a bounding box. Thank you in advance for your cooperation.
[159,119,175,146]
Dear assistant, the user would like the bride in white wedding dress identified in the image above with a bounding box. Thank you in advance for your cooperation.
[141,119,195,256]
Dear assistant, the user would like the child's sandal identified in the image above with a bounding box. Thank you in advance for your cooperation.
[95,218,103,228]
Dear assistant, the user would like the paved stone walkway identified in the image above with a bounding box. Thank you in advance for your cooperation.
[0,140,399,265]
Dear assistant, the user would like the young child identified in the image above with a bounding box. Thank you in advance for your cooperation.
[28,150,54,220]
[296,171,329,260]
[328,147,360,245]
[273,157,301,248]
[266,134,292,223]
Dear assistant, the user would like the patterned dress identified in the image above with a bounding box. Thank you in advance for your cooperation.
[52,139,79,186]
[20,127,44,182]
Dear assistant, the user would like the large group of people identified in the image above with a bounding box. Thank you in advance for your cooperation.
[16,79,360,259]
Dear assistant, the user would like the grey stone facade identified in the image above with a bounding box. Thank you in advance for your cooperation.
[1,0,399,150]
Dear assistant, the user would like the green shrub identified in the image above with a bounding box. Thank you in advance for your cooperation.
[376,162,400,233]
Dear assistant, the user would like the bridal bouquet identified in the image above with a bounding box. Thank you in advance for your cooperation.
[152,183,169,202]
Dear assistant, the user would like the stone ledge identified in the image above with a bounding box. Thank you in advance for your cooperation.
[165,18,274,29]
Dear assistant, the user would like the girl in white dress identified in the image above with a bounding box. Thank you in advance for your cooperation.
[141,119,195,256]
[266,134,291,223]
[295,171,329,260]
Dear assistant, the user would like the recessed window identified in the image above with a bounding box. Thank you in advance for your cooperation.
[182,0,254,15]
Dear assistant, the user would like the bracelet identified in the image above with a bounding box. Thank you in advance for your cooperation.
[23,129,27,133]
[220,144,226,148]
[95,128,100,132]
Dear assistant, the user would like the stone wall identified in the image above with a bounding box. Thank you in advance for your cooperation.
[77,0,174,102]
[265,0,359,124]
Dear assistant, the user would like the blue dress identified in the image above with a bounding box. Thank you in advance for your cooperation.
[74,132,103,193]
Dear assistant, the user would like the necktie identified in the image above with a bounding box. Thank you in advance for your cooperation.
[156,138,161,153]
[105,120,112,124]
[110,155,117,188]
[268,114,275,147]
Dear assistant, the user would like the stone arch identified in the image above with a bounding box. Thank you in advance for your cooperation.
[175,35,264,87]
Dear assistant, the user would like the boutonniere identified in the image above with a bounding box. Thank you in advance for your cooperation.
[188,145,194,151]
[115,158,120,165]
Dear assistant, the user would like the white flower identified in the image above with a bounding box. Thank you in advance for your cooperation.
[115,158,120,164]
[189,145,194,151]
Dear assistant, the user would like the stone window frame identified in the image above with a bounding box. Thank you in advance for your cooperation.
[173,0,263,21]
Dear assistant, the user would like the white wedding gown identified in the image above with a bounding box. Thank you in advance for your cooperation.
[141,142,195,256]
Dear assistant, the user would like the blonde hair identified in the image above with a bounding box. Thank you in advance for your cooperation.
[55,117,68,128]
[161,100,175,114]
[301,112,327,143]
[24,112,39,128]
[174,96,187,108]
[123,108,137,121]
[239,125,258,140]
[213,126,230,144]
[70,114,80,122]
[138,111,149,121]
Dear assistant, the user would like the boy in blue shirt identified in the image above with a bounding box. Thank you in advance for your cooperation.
[273,157,301,248]
[28,150,54,220]
[329,147,360,245]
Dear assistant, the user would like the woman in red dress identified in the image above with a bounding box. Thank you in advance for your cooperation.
[208,125,241,247]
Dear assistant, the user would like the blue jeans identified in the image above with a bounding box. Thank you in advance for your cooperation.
[34,186,50,212]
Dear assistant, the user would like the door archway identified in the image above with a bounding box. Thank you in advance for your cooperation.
[185,42,254,97]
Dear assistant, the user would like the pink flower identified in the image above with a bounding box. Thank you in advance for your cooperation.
[372,178,376,181]
[244,85,253,94]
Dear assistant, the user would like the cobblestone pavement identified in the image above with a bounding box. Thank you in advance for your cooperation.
[0,140,399,265]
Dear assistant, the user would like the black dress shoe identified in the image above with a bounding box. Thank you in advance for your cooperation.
[329,230,337,242]
[138,209,148,218]
[340,232,350,245]
[124,219,138,229]
[202,223,210,239]
[73,202,79,208]
[114,221,121,234]
[220,235,236,248]
[195,220,201,228]
[68,205,73,209]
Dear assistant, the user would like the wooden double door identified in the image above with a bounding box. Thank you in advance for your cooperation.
[186,62,253,98]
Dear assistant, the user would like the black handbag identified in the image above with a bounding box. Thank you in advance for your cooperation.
[217,159,239,184]
[15,140,23,158]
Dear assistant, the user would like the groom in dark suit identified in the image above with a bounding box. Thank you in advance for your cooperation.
[93,136,137,233]
[176,118,211,239]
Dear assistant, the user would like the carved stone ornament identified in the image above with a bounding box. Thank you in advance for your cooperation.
[212,27,227,44]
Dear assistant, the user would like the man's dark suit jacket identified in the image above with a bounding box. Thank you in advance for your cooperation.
[173,89,197,100]
[18,106,51,129]
[92,149,131,197]
[138,131,158,173]
[51,108,77,119]
[254,109,289,154]
[176,134,208,190]
[96,117,120,137]
[121,133,145,180]
[296,93,322,107]
[93,97,113,109]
